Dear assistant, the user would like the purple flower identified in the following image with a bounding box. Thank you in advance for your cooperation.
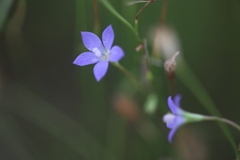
[73,25,124,81]
[163,95,205,143]
[163,95,186,143]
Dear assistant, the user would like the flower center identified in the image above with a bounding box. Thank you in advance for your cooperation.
[93,47,102,57]
[93,47,110,61]
[163,113,175,124]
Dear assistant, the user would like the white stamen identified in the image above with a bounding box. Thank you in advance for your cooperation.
[93,48,102,57]
[163,113,175,124]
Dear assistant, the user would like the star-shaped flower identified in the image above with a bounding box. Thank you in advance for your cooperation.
[73,25,124,81]
[163,95,205,143]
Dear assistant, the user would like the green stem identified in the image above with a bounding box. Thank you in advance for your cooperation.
[100,0,141,42]
[134,19,139,37]
[205,116,240,132]
[142,39,154,89]
[176,57,239,157]
[134,0,149,37]
[111,62,140,89]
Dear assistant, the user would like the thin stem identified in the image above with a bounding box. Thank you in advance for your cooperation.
[134,0,155,37]
[93,0,100,34]
[167,73,176,97]
[100,0,141,42]
[206,115,240,159]
[111,62,140,89]
[135,0,154,22]
[142,39,154,89]
[152,0,168,57]
[159,0,168,28]
[134,19,139,37]
[142,39,149,69]
[205,116,240,132]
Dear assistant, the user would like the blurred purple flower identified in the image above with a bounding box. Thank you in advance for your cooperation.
[73,25,124,81]
[163,94,205,143]
[163,95,186,143]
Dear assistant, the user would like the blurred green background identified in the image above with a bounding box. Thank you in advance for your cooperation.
[0,0,240,159]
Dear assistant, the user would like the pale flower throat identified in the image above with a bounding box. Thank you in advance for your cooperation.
[163,113,175,124]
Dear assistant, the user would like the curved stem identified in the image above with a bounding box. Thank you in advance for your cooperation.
[205,116,240,132]
[111,62,140,89]
[135,0,154,22]
[205,115,240,159]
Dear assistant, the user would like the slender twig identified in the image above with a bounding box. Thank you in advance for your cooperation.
[134,0,155,37]
[135,0,155,23]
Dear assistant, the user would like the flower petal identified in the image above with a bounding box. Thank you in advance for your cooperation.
[167,117,185,143]
[168,97,183,115]
[166,116,185,129]
[102,25,114,50]
[174,94,182,107]
[109,46,124,62]
[167,97,178,114]
[81,32,104,51]
[73,52,99,66]
[168,127,178,143]
[93,61,109,81]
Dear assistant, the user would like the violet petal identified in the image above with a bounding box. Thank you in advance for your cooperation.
[93,61,109,81]
[168,97,178,114]
[168,127,178,143]
[168,117,185,142]
[81,32,104,51]
[102,25,114,51]
[73,52,99,66]
[109,46,124,62]
[174,94,182,107]
[166,116,185,129]
[168,97,183,115]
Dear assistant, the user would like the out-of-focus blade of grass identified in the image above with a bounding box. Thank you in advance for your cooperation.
[105,111,127,160]
[0,0,14,32]
[176,58,239,157]
[0,113,36,160]
[2,81,119,160]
